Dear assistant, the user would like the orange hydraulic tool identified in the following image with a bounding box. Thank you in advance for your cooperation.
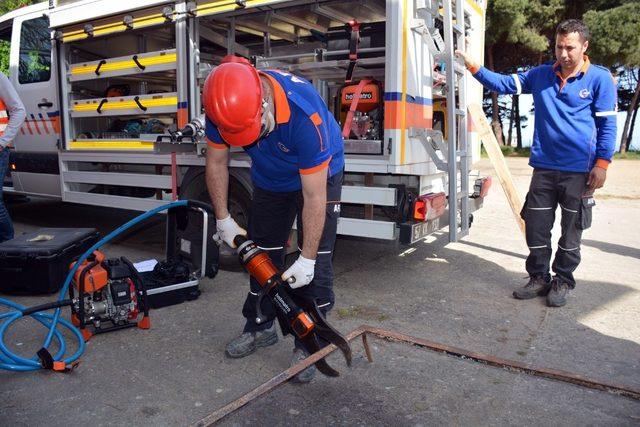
[234,235,352,377]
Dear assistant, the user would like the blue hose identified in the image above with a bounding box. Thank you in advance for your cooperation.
[0,200,188,372]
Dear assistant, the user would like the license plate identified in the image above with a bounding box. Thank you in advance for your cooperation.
[399,218,442,244]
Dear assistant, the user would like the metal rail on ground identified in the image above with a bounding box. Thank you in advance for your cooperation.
[192,325,640,426]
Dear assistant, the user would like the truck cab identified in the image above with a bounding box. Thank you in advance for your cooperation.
[1,2,61,197]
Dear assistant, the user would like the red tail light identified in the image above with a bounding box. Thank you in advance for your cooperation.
[473,176,492,198]
[413,192,447,221]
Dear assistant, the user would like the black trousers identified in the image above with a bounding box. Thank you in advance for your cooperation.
[242,171,342,335]
[521,168,595,287]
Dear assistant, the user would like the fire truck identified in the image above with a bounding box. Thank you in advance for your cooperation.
[1,0,490,248]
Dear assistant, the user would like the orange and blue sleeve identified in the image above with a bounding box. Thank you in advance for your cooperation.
[295,113,331,175]
[205,116,229,149]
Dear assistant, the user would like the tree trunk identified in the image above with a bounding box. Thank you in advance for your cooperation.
[620,78,640,153]
[515,94,522,149]
[487,45,505,145]
[507,95,515,146]
[627,99,639,152]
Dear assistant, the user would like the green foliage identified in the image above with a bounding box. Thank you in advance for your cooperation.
[613,151,640,160]
[0,0,41,75]
[584,3,640,68]
[0,43,9,75]
[480,146,531,157]
[486,0,550,53]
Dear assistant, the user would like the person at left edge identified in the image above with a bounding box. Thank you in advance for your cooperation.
[0,71,26,243]
[203,55,344,383]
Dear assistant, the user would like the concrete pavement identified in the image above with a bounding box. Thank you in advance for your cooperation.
[1,158,639,426]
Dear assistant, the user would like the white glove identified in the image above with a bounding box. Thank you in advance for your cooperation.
[214,215,246,248]
[282,255,316,289]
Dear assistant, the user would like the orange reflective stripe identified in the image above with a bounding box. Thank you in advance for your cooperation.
[0,100,5,136]
[51,117,61,134]
[260,72,291,124]
[39,114,50,134]
[206,137,228,149]
[310,112,322,126]
[300,157,331,175]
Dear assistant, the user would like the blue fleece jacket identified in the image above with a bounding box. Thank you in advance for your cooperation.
[471,57,617,172]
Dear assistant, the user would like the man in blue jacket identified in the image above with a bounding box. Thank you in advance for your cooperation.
[203,55,344,382]
[457,19,617,307]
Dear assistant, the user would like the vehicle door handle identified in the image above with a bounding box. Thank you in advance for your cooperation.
[38,101,54,108]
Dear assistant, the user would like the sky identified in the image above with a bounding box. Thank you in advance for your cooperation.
[502,95,639,151]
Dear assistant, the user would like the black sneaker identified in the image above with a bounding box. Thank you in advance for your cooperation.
[225,324,278,358]
[513,276,551,300]
[547,278,570,307]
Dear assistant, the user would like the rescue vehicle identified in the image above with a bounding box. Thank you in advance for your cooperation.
[0,0,491,250]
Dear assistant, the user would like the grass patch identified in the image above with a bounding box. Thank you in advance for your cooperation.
[480,146,531,158]
[613,151,640,160]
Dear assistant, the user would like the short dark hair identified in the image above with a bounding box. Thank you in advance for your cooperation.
[556,19,590,42]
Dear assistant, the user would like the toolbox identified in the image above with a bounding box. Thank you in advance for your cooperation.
[138,204,218,309]
[0,228,100,295]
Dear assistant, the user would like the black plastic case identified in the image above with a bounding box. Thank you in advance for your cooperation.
[0,228,100,295]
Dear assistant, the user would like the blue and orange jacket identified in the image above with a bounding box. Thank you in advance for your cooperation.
[206,70,344,192]
[470,56,617,173]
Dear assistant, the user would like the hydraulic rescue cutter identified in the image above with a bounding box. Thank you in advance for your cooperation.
[234,235,352,377]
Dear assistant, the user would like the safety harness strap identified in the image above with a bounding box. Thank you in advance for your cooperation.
[341,79,372,139]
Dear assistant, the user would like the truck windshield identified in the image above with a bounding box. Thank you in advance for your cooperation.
[19,16,51,84]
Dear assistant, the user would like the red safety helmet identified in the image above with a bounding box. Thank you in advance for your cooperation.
[203,56,263,147]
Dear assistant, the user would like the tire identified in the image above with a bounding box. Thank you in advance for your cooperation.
[180,171,251,270]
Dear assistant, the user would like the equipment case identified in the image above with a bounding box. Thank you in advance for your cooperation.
[0,228,100,295]
[139,204,218,309]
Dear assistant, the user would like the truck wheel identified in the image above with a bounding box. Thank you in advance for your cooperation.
[180,172,251,270]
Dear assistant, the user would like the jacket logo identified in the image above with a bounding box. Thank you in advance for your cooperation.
[277,142,290,153]
[579,89,590,99]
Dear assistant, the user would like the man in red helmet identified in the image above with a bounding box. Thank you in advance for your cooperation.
[203,56,344,383]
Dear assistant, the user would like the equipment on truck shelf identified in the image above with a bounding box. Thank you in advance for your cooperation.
[338,79,383,141]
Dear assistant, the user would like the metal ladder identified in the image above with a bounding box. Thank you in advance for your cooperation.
[413,0,470,242]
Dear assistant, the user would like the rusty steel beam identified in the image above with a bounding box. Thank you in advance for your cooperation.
[362,326,640,401]
[192,326,368,427]
[192,325,640,426]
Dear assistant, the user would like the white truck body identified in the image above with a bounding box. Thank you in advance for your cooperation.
[0,0,488,244]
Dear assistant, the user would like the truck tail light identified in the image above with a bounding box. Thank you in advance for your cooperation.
[472,176,492,198]
[413,192,447,222]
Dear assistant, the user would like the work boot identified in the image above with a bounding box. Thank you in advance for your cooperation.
[290,348,316,384]
[513,275,551,300]
[225,324,278,358]
[547,278,570,307]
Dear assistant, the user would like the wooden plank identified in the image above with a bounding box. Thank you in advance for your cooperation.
[468,103,526,237]
[364,173,374,220]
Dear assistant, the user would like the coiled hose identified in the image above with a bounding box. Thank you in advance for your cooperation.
[0,200,191,371]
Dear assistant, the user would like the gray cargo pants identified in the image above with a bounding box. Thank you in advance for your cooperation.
[521,168,595,287]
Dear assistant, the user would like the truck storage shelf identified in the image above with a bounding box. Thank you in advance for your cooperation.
[69,49,177,82]
[269,56,386,81]
[68,139,156,151]
[70,92,178,118]
[62,170,172,188]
